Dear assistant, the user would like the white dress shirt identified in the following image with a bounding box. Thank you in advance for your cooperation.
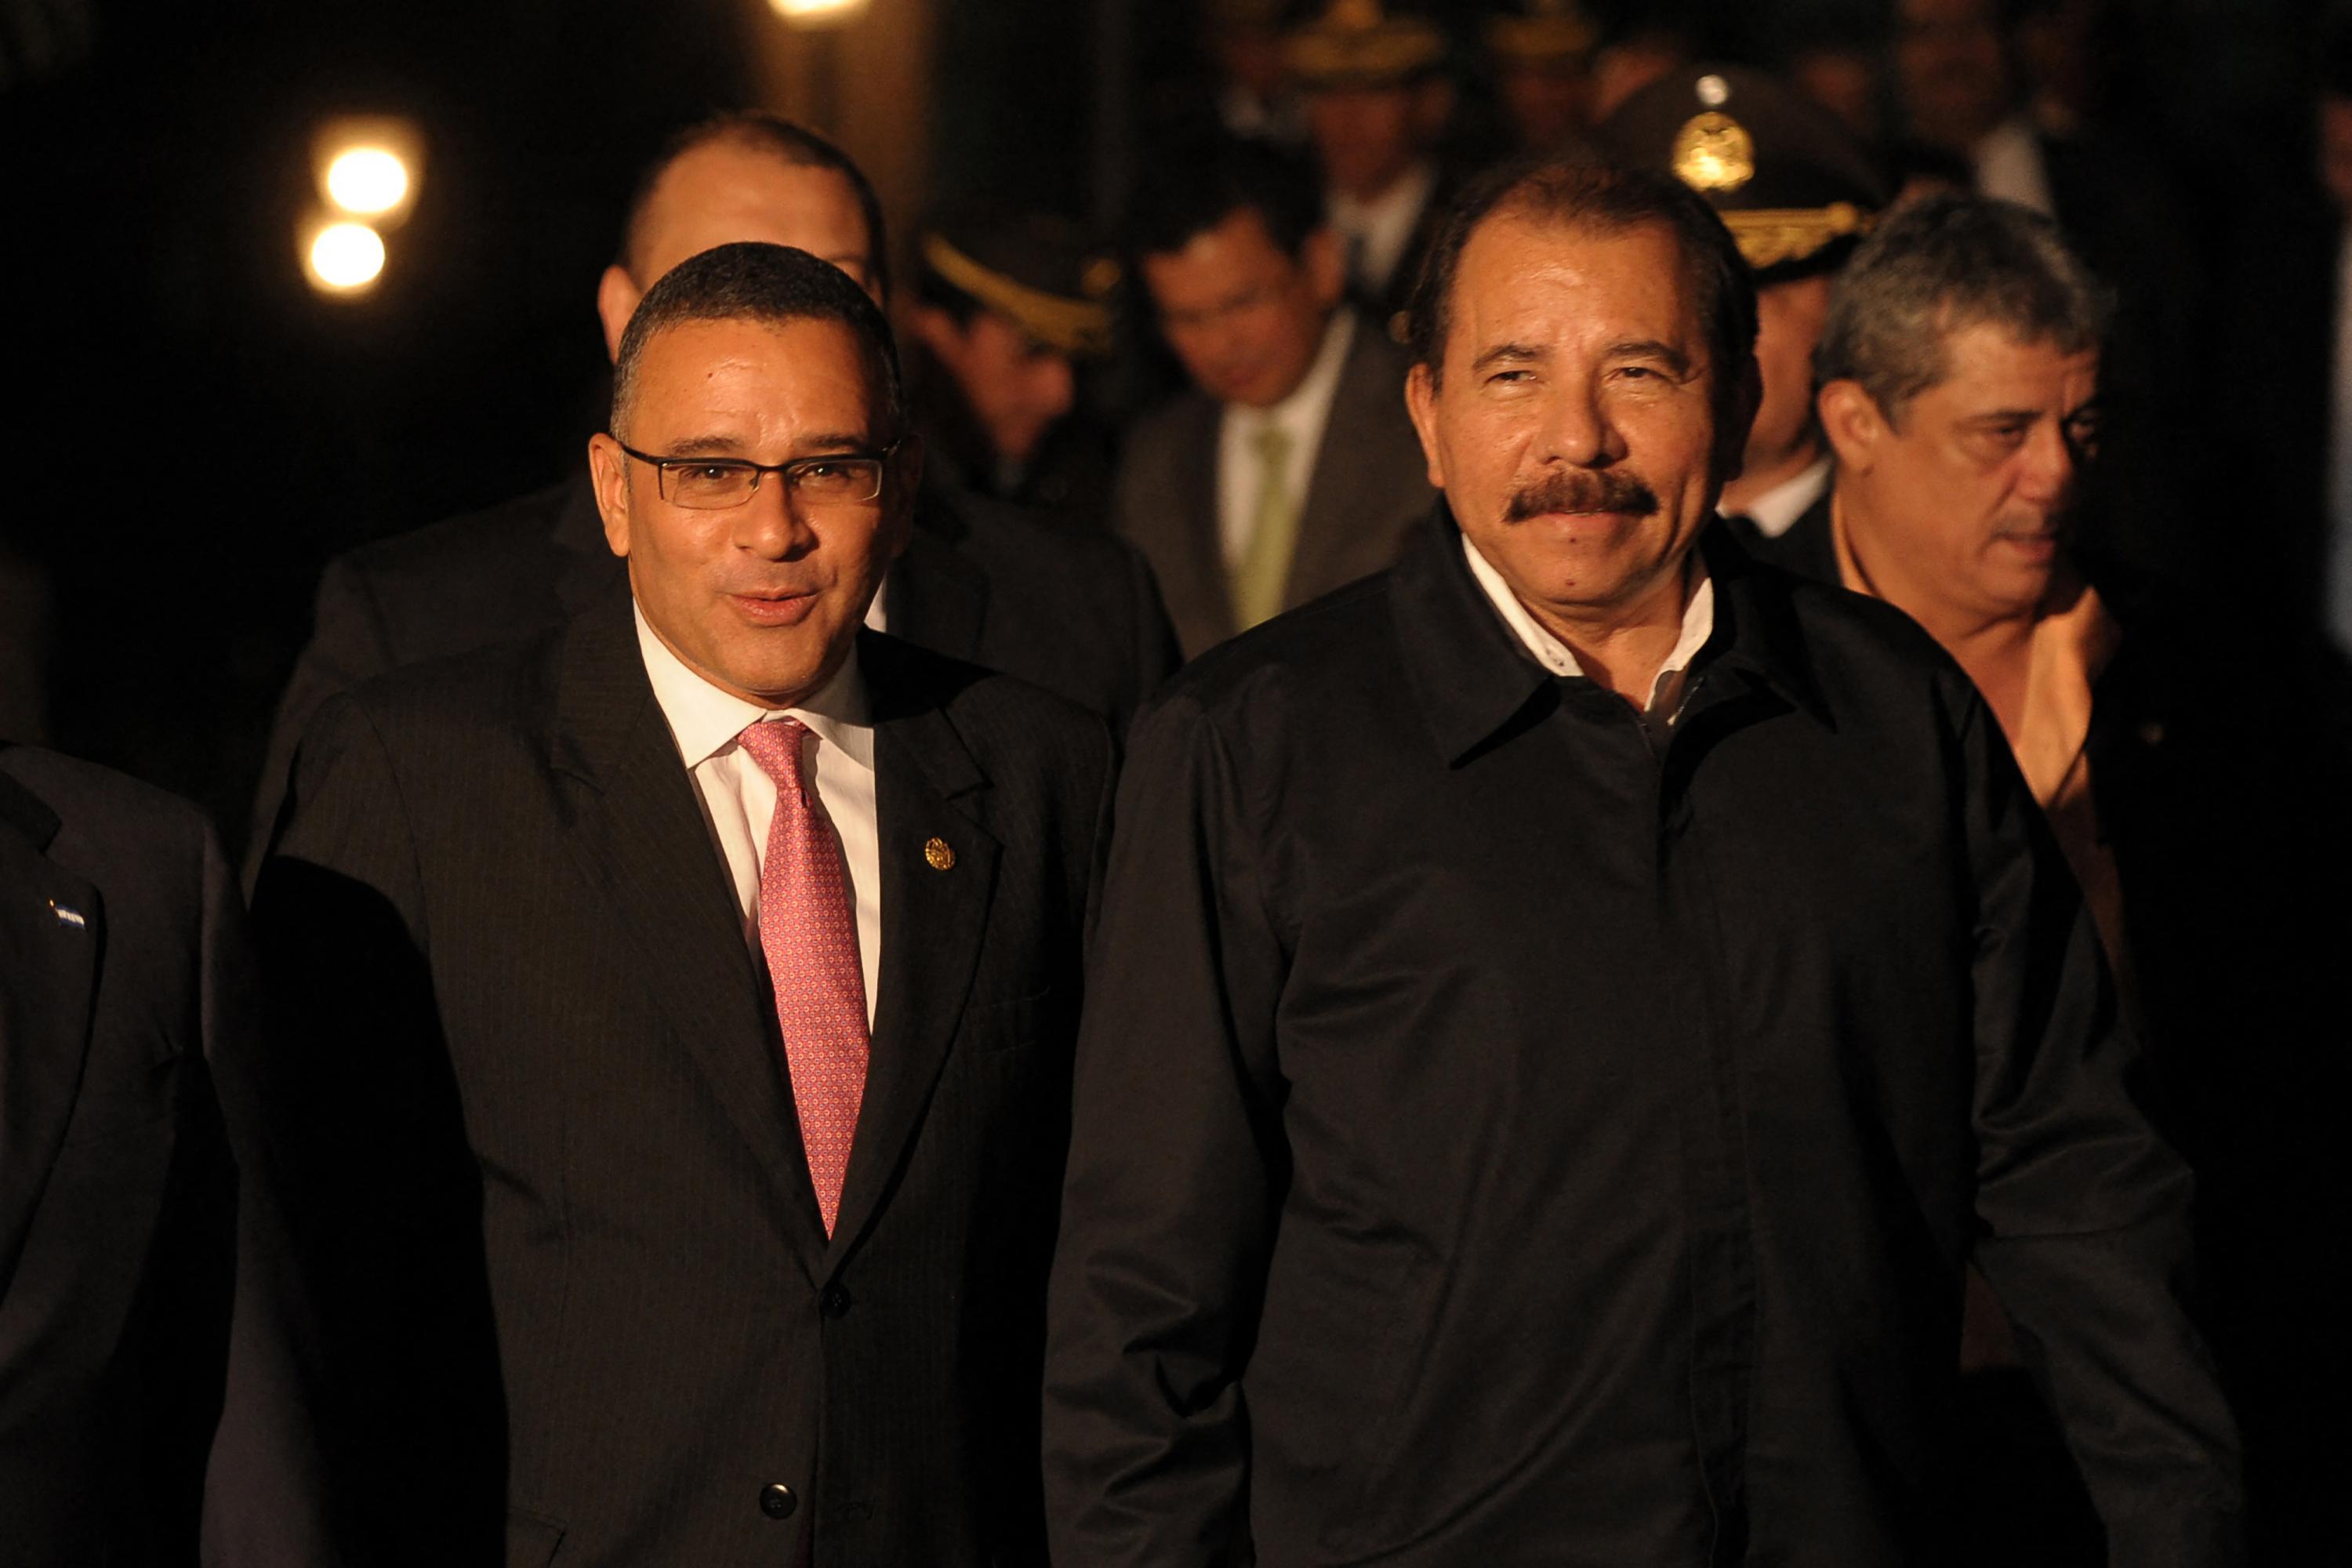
[634,602,881,1024]
[1463,534,1717,718]
[1217,310,1356,566]
[1328,160,1440,299]
[1725,455,1831,540]
[1973,117,2056,217]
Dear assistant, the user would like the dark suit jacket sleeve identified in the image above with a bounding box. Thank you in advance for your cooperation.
[244,557,400,890]
[227,694,507,1564]
[1959,689,2245,1566]
[1044,688,1287,1566]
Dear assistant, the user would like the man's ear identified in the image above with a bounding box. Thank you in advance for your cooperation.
[882,431,924,562]
[1412,78,1457,141]
[587,433,633,558]
[596,265,642,364]
[1302,226,1347,311]
[1817,379,1885,474]
[1716,351,1764,483]
[902,303,964,366]
[1404,361,1446,491]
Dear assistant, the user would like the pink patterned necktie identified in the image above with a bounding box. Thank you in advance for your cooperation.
[735,717,870,1236]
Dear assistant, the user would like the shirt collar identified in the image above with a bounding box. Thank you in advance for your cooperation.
[1328,160,1439,245]
[1726,455,1831,540]
[633,599,873,773]
[1461,530,1716,713]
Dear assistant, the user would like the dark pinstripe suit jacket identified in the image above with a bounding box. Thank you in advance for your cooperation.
[229,603,1112,1567]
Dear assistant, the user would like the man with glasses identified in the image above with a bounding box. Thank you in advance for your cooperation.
[1116,135,1432,658]
[248,111,1175,879]
[222,243,1112,1566]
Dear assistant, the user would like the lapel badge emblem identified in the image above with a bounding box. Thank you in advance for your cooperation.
[924,836,956,872]
[48,899,87,929]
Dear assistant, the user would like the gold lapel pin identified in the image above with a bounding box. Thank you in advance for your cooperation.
[924,837,956,872]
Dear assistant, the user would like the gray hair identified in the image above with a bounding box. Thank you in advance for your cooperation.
[611,241,903,444]
[1814,194,2110,421]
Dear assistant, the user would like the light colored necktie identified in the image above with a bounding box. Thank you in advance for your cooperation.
[735,717,869,1236]
[1229,421,1298,632]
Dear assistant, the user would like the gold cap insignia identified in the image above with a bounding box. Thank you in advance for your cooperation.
[920,233,1113,357]
[1671,111,1755,194]
[924,836,956,871]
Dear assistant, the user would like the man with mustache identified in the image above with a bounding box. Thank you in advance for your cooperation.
[1115,135,1433,657]
[1045,158,2241,1563]
[227,244,1112,1564]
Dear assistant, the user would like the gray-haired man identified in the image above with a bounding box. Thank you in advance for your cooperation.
[1804,192,2345,1560]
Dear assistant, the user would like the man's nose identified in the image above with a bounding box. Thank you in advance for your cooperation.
[731,478,816,559]
[2015,419,2076,506]
[1535,379,1622,468]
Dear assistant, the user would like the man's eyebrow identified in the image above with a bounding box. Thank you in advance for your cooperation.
[794,431,884,455]
[660,435,750,458]
[1607,339,1692,375]
[1470,342,1545,374]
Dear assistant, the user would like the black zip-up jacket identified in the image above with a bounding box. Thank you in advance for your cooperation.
[1045,507,2241,1566]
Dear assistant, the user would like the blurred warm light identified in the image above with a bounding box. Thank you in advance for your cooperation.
[312,116,423,227]
[307,222,387,293]
[325,147,409,216]
[768,0,869,24]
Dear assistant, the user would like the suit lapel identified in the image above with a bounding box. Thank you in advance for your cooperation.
[547,608,829,1280]
[0,766,101,1294]
[824,637,1001,1272]
[887,523,989,664]
[1148,399,1236,652]
[1290,321,1401,607]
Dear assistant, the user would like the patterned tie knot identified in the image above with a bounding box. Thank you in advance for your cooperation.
[735,717,814,802]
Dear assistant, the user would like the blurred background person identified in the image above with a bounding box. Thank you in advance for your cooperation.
[1483,0,1600,156]
[1202,0,1307,147]
[905,204,1120,522]
[1116,136,1432,658]
[1284,0,1457,325]
[1778,16,1889,145]
[0,742,243,1566]
[1588,12,1698,122]
[1814,194,2348,1561]
[1595,63,1887,571]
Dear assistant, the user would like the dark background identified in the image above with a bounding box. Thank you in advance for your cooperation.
[0,0,2336,844]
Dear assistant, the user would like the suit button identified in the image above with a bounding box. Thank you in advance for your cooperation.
[820,1283,852,1318]
[759,1482,798,1519]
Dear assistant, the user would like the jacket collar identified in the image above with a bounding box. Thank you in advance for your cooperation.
[1391,503,1834,764]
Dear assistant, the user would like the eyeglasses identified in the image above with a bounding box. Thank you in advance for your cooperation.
[615,440,898,510]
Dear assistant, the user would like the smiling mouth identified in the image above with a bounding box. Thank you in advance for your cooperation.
[730,590,819,626]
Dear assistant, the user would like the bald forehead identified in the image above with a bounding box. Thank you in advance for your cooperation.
[626,141,874,290]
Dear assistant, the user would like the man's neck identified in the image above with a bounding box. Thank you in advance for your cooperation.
[1719,436,1824,516]
[1526,556,1695,709]
[1834,494,2035,735]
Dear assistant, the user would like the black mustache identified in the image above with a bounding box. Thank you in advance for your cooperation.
[1505,469,1660,521]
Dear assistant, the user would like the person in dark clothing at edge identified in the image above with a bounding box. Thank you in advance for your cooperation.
[245,111,1178,882]
[1044,156,2243,1566]
[1803,192,2348,1562]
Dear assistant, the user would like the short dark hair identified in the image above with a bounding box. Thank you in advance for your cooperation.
[611,241,903,443]
[619,112,891,299]
[1814,194,2109,421]
[1406,157,1759,425]
[1125,135,1326,262]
